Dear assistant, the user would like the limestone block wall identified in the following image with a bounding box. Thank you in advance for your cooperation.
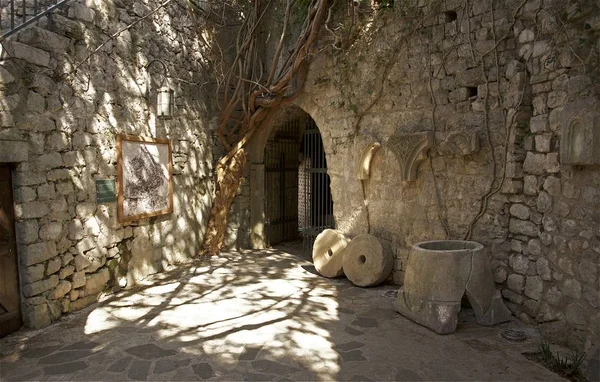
[293,0,599,350]
[0,0,215,328]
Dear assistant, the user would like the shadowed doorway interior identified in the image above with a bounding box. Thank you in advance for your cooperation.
[264,115,334,254]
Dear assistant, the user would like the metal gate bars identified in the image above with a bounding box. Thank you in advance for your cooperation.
[300,118,334,255]
[263,116,334,253]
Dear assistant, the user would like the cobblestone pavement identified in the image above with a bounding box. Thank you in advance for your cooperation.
[1,243,563,381]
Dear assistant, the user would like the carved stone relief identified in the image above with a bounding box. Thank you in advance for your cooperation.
[439,130,480,156]
[387,131,434,182]
[354,135,381,180]
[561,98,600,165]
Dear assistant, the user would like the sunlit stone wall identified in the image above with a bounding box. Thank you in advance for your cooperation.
[292,0,600,350]
[0,0,215,328]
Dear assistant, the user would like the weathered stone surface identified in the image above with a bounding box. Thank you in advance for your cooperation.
[510,254,529,274]
[527,239,542,257]
[83,268,110,295]
[68,2,95,22]
[37,153,63,170]
[530,115,548,133]
[15,202,50,219]
[24,303,51,329]
[59,265,75,279]
[125,344,177,360]
[22,264,46,284]
[192,363,215,380]
[536,258,552,281]
[578,260,598,285]
[23,275,59,297]
[46,257,62,275]
[75,203,96,219]
[535,134,552,153]
[2,41,51,67]
[16,219,40,244]
[62,253,74,267]
[509,219,539,237]
[493,266,507,283]
[509,204,530,220]
[507,274,525,293]
[543,176,561,196]
[74,254,92,271]
[0,66,15,84]
[48,280,72,300]
[523,152,546,175]
[536,191,552,213]
[68,220,84,241]
[545,153,560,173]
[566,303,587,325]
[84,218,101,236]
[70,294,98,312]
[523,299,540,317]
[523,175,538,195]
[312,229,350,278]
[524,276,543,300]
[396,240,510,334]
[72,271,86,289]
[561,279,582,299]
[342,234,393,287]
[22,242,57,266]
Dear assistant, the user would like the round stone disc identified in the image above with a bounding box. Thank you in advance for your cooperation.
[312,229,350,278]
[342,234,393,287]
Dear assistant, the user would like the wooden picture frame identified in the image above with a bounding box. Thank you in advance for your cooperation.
[116,134,173,223]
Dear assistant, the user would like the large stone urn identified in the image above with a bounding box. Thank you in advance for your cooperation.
[395,240,512,334]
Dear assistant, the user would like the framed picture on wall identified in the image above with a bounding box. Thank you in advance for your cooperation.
[116,134,173,223]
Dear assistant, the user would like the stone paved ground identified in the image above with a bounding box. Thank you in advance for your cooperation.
[0,243,565,381]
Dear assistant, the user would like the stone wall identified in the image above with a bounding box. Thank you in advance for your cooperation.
[0,0,215,328]
[289,0,599,350]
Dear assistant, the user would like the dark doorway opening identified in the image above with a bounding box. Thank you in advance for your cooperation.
[263,114,334,253]
[264,119,301,246]
[0,164,22,337]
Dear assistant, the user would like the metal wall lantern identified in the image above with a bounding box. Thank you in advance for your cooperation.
[157,78,174,119]
[147,59,174,120]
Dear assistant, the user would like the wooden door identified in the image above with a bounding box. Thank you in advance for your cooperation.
[0,165,22,337]
[264,119,301,246]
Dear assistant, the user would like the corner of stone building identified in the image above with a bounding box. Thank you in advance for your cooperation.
[1,0,216,329]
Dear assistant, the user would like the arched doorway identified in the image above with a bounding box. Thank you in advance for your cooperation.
[249,107,334,254]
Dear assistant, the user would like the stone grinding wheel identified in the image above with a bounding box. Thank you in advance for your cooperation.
[342,234,393,287]
[312,229,351,278]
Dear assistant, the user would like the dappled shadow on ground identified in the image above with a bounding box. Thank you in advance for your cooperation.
[0,242,561,381]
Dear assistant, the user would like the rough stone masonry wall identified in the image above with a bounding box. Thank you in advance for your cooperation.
[293,0,599,350]
[0,0,215,328]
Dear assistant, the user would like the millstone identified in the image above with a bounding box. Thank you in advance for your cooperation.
[312,229,350,278]
[342,234,393,287]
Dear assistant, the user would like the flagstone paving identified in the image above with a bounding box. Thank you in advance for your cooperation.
[1,243,564,381]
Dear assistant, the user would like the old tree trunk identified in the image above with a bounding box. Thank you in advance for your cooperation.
[201,0,329,255]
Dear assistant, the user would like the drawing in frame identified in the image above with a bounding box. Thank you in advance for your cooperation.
[117,134,173,223]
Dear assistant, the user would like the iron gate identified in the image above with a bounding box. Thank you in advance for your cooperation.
[300,118,334,255]
[263,116,334,252]
[264,119,301,246]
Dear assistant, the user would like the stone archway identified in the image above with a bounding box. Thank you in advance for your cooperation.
[247,105,334,250]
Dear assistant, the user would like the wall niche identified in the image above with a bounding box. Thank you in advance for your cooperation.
[560,98,600,165]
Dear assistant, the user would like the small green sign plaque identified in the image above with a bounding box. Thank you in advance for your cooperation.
[96,179,116,203]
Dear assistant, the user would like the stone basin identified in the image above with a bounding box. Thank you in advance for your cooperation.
[395,240,512,334]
